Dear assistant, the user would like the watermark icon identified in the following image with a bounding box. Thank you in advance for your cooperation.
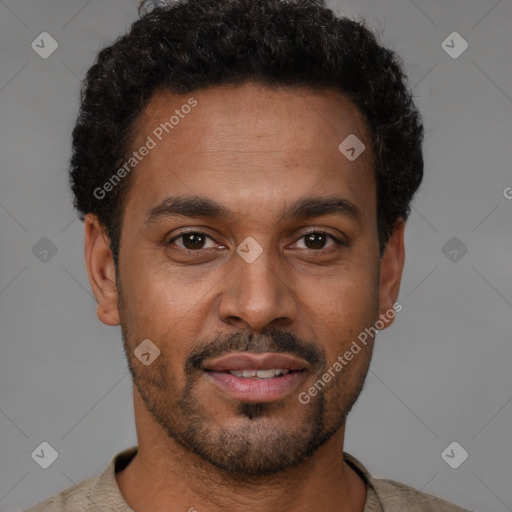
[93,97,197,200]
[441,441,468,469]
[298,302,402,404]
[441,32,468,59]
[441,236,468,263]
[236,236,264,263]
[31,32,58,59]
[134,339,161,366]
[31,441,59,469]
[32,237,58,263]
[338,134,365,161]
[503,187,512,200]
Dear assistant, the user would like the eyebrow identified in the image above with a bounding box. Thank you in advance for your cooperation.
[143,194,361,228]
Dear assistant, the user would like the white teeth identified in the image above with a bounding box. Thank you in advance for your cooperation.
[228,369,290,378]
[256,369,276,379]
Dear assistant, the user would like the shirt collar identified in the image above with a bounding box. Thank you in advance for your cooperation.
[90,446,384,512]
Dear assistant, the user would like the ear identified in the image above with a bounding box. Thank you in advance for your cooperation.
[378,220,405,328]
[84,213,120,326]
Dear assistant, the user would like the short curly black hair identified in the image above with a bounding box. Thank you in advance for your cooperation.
[70,0,423,268]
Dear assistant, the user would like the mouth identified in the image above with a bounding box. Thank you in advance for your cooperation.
[202,352,309,403]
[222,368,293,378]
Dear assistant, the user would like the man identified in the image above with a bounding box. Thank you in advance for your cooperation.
[25,0,473,510]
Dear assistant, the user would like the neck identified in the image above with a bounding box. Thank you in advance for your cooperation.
[116,387,367,512]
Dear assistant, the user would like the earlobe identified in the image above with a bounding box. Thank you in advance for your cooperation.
[84,213,120,326]
[378,220,405,327]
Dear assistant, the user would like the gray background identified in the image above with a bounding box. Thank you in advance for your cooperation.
[1,0,511,511]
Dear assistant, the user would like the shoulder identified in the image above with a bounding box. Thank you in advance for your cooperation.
[371,476,475,512]
[343,452,475,512]
[23,446,137,512]
[23,476,97,511]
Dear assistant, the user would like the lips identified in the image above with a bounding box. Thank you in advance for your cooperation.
[203,352,308,403]
[203,353,308,372]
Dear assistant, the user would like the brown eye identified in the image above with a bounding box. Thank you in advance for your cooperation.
[169,231,217,250]
[182,233,206,250]
[295,231,339,250]
[304,232,328,249]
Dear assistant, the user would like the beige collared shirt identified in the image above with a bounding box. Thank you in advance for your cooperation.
[24,446,473,511]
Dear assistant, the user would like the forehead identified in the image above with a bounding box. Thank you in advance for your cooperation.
[137,83,371,156]
[123,82,376,225]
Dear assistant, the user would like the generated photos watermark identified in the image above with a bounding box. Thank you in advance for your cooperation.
[298,301,403,404]
[93,97,198,200]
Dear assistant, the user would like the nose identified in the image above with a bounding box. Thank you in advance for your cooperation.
[217,243,298,332]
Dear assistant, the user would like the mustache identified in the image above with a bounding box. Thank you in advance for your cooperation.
[185,329,326,373]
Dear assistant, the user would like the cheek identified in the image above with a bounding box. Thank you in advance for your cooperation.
[312,257,378,309]
[121,256,192,318]
[305,260,379,350]
[119,265,211,366]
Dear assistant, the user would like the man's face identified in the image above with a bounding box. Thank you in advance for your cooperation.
[109,83,394,476]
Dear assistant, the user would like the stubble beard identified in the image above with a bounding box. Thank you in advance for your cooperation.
[122,330,372,478]
[117,282,373,477]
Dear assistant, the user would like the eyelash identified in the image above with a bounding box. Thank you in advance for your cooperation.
[167,229,343,252]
